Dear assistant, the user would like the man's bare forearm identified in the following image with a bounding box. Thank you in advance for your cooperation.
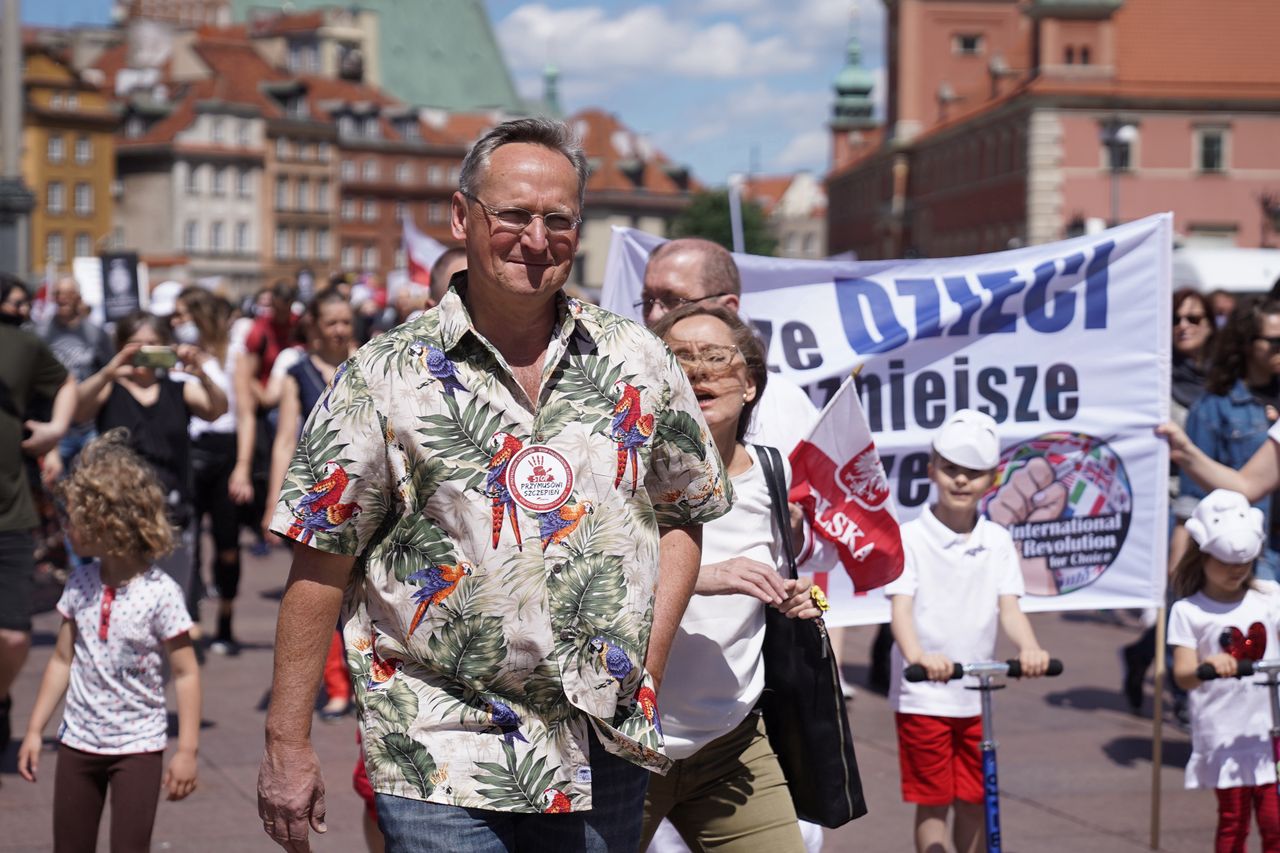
[644,524,702,692]
[265,546,354,745]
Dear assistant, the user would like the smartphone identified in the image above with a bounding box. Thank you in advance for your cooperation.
[132,345,178,370]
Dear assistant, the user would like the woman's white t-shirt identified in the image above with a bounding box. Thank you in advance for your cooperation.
[1168,581,1280,789]
[660,445,787,760]
[56,562,193,754]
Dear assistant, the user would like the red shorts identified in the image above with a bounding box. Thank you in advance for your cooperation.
[895,712,983,806]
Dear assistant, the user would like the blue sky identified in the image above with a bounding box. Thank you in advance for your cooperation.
[25,0,886,186]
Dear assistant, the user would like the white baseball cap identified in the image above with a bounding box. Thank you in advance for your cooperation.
[149,280,184,317]
[1187,489,1265,564]
[932,409,1000,470]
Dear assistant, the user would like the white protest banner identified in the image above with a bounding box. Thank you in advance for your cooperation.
[601,214,1172,625]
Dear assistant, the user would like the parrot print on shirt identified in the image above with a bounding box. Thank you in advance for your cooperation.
[406,562,473,638]
[538,500,593,550]
[485,431,524,551]
[285,461,361,544]
[411,341,467,397]
[588,636,635,689]
[610,381,654,494]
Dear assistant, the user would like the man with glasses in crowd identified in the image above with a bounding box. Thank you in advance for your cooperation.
[258,118,731,852]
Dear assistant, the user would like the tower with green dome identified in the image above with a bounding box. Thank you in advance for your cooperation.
[831,21,876,132]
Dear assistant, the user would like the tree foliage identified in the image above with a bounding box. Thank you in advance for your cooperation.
[669,190,776,256]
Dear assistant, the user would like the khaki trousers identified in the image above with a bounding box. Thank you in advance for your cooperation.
[642,711,805,852]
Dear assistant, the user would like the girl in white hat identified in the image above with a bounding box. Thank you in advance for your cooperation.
[1168,489,1280,852]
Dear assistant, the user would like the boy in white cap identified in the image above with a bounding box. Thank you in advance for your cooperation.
[885,409,1051,853]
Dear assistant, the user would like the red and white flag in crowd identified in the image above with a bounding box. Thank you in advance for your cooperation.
[402,218,448,286]
[789,375,904,591]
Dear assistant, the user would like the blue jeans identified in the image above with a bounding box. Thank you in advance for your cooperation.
[375,734,649,853]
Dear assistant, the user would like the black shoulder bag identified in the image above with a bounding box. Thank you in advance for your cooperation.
[754,443,868,828]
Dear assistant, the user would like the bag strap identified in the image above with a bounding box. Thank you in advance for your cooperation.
[754,444,798,581]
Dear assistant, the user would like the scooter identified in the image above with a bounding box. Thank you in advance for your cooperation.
[1195,659,1280,804]
[904,657,1065,853]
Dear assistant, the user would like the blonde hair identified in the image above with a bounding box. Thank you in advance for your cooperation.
[56,428,175,561]
[1170,537,1259,599]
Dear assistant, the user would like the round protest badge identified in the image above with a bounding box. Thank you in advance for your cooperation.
[505,446,575,513]
[979,432,1133,597]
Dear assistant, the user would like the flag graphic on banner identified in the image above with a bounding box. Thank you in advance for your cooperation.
[789,375,904,591]
[402,218,448,286]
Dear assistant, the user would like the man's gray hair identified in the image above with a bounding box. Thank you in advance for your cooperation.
[458,117,590,209]
[647,237,742,297]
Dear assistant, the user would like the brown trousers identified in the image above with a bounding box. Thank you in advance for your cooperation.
[53,744,163,853]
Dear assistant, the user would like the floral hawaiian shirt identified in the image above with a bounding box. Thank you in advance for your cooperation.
[270,281,732,813]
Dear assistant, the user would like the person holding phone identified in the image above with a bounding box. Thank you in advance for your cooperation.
[75,311,227,617]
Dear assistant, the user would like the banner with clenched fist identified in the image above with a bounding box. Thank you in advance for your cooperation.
[601,214,1172,624]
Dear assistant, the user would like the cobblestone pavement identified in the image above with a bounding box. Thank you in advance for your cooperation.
[0,543,1240,851]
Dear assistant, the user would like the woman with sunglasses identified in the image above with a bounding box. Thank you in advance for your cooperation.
[1178,296,1280,583]
[642,303,824,853]
[1122,289,1219,712]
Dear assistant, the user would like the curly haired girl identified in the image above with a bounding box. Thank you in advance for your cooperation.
[17,428,202,853]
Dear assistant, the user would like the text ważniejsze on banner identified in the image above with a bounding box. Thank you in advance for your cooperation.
[601,214,1172,625]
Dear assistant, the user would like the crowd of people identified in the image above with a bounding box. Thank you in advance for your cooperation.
[2,114,1279,853]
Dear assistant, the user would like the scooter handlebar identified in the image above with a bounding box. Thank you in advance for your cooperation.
[903,658,1065,682]
[1196,660,1256,680]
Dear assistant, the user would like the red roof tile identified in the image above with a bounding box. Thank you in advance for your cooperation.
[569,108,696,196]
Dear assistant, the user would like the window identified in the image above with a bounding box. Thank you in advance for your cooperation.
[1080,46,1092,65]
[316,179,330,211]
[428,201,446,224]
[47,181,65,215]
[237,121,250,146]
[126,116,145,138]
[184,220,198,252]
[185,164,200,194]
[74,183,92,216]
[212,167,226,196]
[341,159,356,180]
[338,115,357,138]
[211,117,224,143]
[448,166,461,186]
[363,199,378,222]
[317,141,330,162]
[47,135,64,164]
[74,135,91,164]
[401,120,421,142]
[296,229,310,259]
[51,92,64,109]
[74,232,91,259]
[237,168,251,198]
[316,229,330,259]
[235,221,249,253]
[1198,128,1227,173]
[1107,138,1131,171]
[953,34,983,56]
[210,221,224,253]
[296,178,309,211]
[1064,46,1075,65]
[275,226,290,259]
[362,116,380,139]
[363,245,379,269]
[341,245,355,269]
[276,137,290,160]
[395,201,406,221]
[286,97,308,119]
[46,232,64,264]
[427,165,443,185]
[276,177,289,210]
[66,93,78,110]
[395,162,411,184]
[299,142,312,161]
[362,159,379,181]
[341,198,356,221]
[395,247,406,268]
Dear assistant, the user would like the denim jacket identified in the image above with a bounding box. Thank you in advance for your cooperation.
[1180,380,1272,508]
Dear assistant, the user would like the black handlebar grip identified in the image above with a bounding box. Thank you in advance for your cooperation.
[903,663,965,682]
[1005,658,1065,678]
[1197,660,1254,680]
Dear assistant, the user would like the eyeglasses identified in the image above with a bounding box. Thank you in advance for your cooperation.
[1255,335,1280,352]
[670,343,741,374]
[634,293,727,314]
[462,192,580,235]
[1173,313,1208,326]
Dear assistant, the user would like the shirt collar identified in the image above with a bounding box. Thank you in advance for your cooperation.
[435,273,581,356]
[918,503,983,551]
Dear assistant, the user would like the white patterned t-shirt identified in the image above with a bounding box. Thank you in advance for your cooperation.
[55,562,192,754]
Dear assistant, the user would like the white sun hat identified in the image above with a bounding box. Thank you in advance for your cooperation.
[932,409,1000,470]
[1187,489,1265,564]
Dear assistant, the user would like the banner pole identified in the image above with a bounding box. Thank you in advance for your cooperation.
[1150,603,1167,850]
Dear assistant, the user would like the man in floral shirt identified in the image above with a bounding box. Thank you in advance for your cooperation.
[257,118,732,852]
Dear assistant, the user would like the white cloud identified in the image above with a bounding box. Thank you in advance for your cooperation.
[774,129,830,172]
[496,3,818,80]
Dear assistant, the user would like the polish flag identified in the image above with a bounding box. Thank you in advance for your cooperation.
[402,218,448,286]
[789,375,904,592]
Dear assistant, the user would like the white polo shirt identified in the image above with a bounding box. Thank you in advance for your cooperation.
[885,505,1025,718]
